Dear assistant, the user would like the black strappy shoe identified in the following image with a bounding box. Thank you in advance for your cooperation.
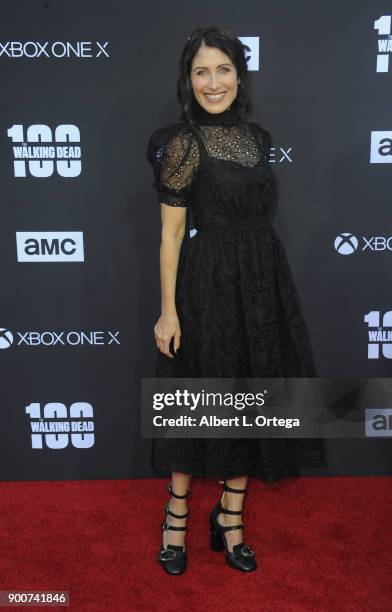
[158,482,191,575]
[209,480,257,572]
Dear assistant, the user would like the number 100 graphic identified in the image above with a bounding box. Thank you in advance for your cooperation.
[25,402,95,449]
[375,15,392,73]
[8,124,82,177]
[364,311,392,358]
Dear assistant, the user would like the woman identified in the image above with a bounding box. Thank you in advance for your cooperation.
[146,25,326,575]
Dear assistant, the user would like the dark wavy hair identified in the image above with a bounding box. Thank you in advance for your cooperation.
[177,25,252,125]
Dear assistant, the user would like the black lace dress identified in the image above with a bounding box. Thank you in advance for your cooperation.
[146,100,326,483]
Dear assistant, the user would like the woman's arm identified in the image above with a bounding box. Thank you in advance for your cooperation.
[154,203,186,358]
[146,124,199,357]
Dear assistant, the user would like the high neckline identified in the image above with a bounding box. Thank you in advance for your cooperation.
[192,98,240,126]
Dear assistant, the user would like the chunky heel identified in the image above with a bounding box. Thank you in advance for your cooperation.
[210,531,225,552]
[209,519,225,551]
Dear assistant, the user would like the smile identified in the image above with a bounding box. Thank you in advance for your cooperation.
[204,92,226,103]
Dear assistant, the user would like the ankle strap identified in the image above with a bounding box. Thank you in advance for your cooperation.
[166,502,188,519]
[168,482,191,499]
[220,523,244,533]
[162,522,187,532]
[223,481,246,494]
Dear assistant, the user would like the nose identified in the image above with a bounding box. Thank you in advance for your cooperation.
[208,72,220,90]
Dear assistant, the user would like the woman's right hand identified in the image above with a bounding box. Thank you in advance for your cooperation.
[154,312,181,358]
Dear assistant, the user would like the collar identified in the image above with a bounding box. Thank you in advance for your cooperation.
[191,98,241,126]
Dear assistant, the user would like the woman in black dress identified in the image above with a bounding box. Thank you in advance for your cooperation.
[146,25,326,575]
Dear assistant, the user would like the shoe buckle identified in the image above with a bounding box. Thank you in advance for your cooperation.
[159,548,177,562]
[241,545,255,558]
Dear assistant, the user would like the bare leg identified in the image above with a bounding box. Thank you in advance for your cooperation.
[163,471,192,550]
[217,476,247,552]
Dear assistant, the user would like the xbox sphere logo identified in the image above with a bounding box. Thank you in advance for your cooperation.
[0,328,13,349]
[334,233,358,255]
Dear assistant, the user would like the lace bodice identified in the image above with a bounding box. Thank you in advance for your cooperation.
[146,100,272,210]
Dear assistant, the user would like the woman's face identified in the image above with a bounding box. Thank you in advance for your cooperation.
[190,43,238,114]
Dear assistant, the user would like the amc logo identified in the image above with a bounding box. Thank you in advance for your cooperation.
[16,231,84,262]
[365,408,392,436]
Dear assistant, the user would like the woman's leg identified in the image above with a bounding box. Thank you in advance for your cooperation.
[217,475,248,552]
[163,471,192,549]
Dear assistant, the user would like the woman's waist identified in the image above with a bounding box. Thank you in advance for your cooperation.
[192,215,272,233]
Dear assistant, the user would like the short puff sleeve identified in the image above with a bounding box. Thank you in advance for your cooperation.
[146,123,200,207]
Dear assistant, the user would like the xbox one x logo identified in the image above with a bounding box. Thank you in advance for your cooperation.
[0,328,13,349]
[335,232,392,255]
[0,327,120,349]
[334,233,359,255]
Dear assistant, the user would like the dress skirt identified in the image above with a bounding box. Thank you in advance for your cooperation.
[150,222,327,484]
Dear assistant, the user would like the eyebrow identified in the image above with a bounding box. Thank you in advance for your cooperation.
[192,63,232,71]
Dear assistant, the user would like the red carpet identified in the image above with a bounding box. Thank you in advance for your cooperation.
[0,477,391,611]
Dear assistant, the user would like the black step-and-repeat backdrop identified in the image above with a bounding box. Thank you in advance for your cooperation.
[1,1,391,480]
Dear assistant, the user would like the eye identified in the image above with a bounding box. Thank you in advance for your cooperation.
[196,67,232,76]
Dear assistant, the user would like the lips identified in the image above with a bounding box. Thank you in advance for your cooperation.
[204,92,226,103]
